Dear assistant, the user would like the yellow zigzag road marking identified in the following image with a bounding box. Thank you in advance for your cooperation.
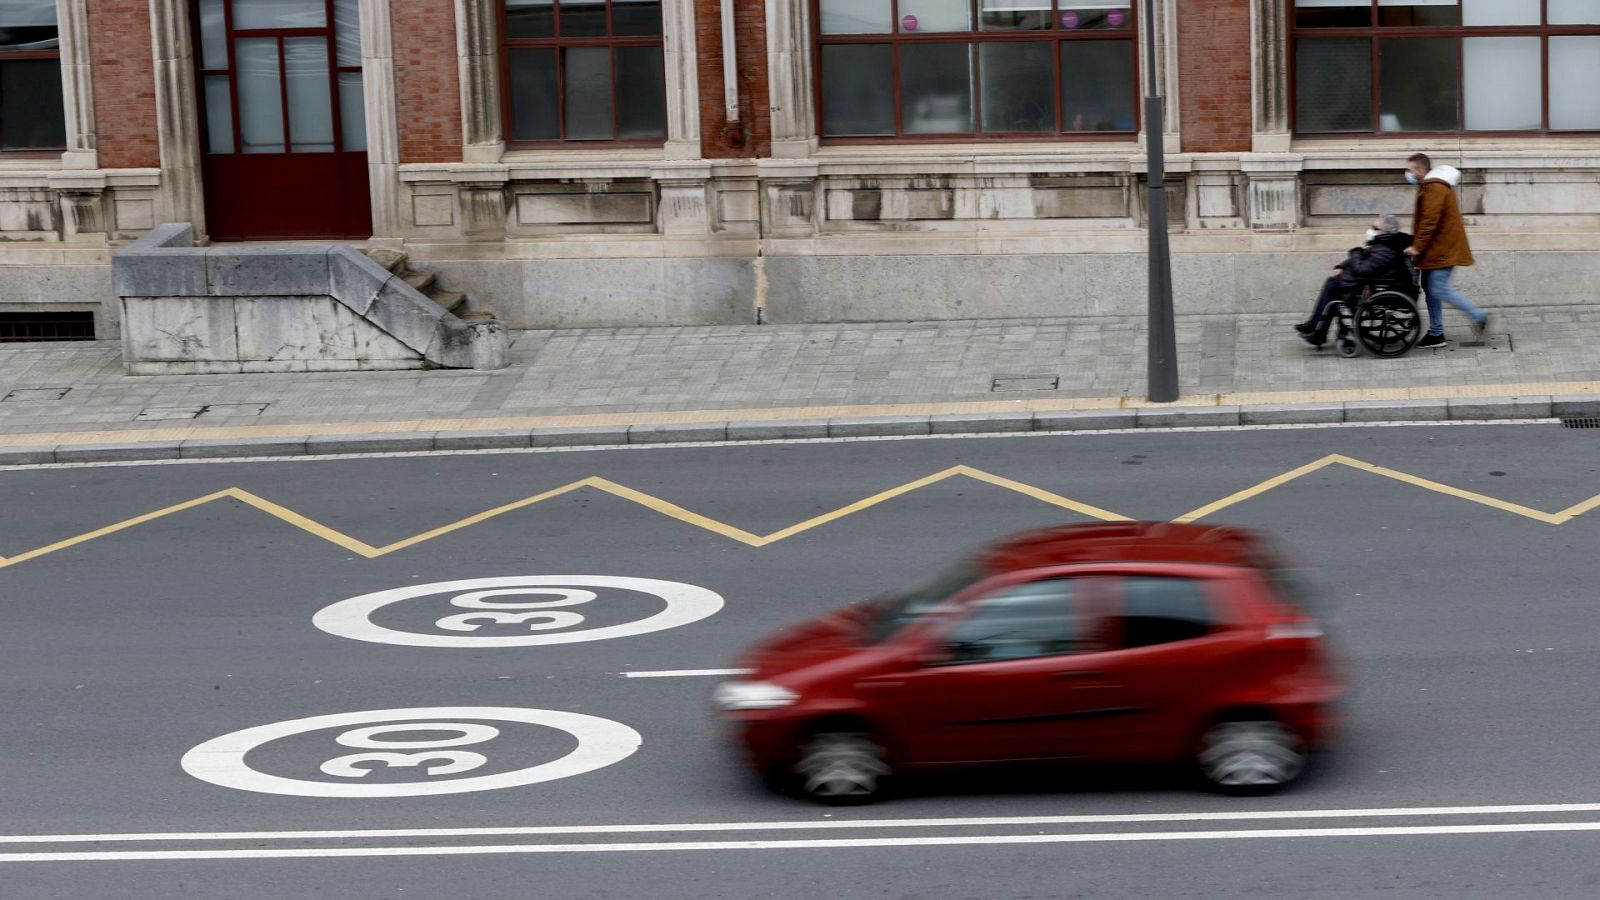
[0,459,1595,570]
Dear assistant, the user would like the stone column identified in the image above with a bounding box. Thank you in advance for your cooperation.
[1135,0,1182,153]
[662,0,703,158]
[456,0,504,163]
[1251,0,1291,152]
[361,0,404,239]
[58,0,98,169]
[149,0,206,232]
[765,0,816,158]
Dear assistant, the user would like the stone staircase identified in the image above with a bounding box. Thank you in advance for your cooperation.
[365,249,493,323]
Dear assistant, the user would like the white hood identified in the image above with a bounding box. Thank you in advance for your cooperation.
[1425,165,1462,187]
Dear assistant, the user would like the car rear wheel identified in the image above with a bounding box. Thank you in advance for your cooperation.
[1196,719,1306,794]
[794,732,891,804]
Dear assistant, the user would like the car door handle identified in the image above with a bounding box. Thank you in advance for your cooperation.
[1053,671,1110,680]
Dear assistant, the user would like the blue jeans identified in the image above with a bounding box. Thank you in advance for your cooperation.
[1421,267,1487,336]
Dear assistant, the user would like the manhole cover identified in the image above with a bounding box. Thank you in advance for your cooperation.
[1454,334,1512,351]
[204,403,270,418]
[1561,417,1600,429]
[2,387,71,402]
[136,406,205,421]
[992,375,1060,393]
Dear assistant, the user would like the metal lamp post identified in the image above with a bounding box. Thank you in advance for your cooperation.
[1142,0,1179,402]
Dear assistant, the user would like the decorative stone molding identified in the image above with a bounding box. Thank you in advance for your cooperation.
[148,0,206,233]
[1241,152,1304,230]
[662,0,702,158]
[456,0,504,163]
[764,0,815,158]
[1251,0,1291,152]
[58,0,98,169]
[361,0,404,238]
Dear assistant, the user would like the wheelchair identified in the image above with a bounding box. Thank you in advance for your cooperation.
[1327,263,1424,359]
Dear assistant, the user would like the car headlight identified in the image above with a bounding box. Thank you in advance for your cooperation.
[713,681,798,711]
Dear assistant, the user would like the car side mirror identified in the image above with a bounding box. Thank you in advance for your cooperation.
[916,644,950,667]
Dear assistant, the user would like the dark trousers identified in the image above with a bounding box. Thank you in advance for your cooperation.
[1307,277,1350,341]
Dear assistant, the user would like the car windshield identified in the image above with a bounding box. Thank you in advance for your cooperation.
[868,558,984,643]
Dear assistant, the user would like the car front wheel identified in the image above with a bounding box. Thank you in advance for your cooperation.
[1196,719,1306,794]
[794,732,891,804]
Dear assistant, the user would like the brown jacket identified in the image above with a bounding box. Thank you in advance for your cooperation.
[1410,168,1474,269]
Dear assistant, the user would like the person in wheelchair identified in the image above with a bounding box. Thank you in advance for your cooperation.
[1295,214,1414,348]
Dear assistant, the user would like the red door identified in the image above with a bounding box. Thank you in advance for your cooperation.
[195,0,371,240]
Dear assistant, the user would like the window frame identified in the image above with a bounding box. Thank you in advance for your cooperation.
[809,0,1143,144]
[0,0,67,153]
[1288,0,1600,137]
[498,0,670,148]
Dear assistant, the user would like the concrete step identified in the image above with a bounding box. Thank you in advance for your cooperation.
[365,248,407,274]
[402,270,437,293]
[428,289,468,314]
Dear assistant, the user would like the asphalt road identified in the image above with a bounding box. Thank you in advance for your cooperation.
[2,422,1599,899]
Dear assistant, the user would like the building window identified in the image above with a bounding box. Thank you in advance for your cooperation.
[501,0,668,145]
[1292,0,1600,134]
[813,0,1138,141]
[0,0,66,150]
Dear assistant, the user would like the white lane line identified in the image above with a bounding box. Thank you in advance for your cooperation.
[618,668,750,679]
[10,821,1600,863]
[10,802,1600,845]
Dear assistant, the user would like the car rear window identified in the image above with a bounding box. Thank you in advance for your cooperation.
[1266,567,1322,619]
[1116,576,1215,648]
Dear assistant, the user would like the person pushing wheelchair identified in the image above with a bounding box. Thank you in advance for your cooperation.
[1294,213,1413,348]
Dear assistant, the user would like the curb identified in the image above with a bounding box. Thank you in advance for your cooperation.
[2,395,1597,467]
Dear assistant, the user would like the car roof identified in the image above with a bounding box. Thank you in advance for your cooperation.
[976,522,1273,573]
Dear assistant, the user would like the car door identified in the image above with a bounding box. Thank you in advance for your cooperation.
[870,575,1116,766]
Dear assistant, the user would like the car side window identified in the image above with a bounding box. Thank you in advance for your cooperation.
[940,579,1081,664]
[1114,576,1215,649]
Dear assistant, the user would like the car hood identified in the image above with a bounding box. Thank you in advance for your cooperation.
[738,604,876,680]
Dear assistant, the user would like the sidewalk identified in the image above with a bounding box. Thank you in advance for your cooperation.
[3,307,1599,464]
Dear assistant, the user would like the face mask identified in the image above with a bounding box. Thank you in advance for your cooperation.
[1404,171,1421,185]
[1365,228,1380,242]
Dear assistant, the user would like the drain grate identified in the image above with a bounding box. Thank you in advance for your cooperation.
[1561,417,1600,429]
[0,311,95,342]
[992,375,1060,393]
[136,403,271,422]
[2,387,71,402]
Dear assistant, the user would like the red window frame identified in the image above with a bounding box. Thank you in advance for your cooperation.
[499,0,670,148]
[1289,0,1600,137]
[811,0,1142,144]
[0,0,66,153]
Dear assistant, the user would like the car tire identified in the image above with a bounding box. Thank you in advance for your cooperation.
[1195,718,1306,795]
[793,732,891,805]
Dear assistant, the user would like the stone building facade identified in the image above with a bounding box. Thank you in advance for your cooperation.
[3,0,1599,338]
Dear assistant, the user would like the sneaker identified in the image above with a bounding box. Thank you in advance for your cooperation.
[1294,322,1316,336]
[1416,333,1450,349]
[1473,313,1491,341]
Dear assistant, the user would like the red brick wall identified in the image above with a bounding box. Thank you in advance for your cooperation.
[695,0,771,158]
[86,0,160,169]
[392,0,463,163]
[1177,0,1252,153]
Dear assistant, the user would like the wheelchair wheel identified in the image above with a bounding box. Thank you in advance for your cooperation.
[1337,338,1360,359]
[1355,291,1422,359]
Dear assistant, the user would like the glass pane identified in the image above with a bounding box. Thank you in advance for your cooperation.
[204,73,235,153]
[1060,4,1132,29]
[1061,39,1136,131]
[235,37,285,153]
[820,0,891,33]
[900,0,971,32]
[233,0,327,29]
[613,0,662,35]
[945,581,1080,664]
[0,58,64,149]
[285,37,334,151]
[981,0,1051,30]
[1295,0,1372,28]
[0,0,58,50]
[1550,36,1600,129]
[508,47,558,140]
[198,0,227,69]
[616,45,665,139]
[334,0,362,67]
[1462,0,1539,24]
[820,43,893,135]
[338,71,367,151]
[902,42,973,133]
[1295,37,1372,132]
[1463,37,1539,130]
[1117,577,1214,649]
[560,0,607,36]
[506,0,555,38]
[564,46,613,140]
[1378,37,1459,131]
[1550,0,1600,24]
[979,41,1054,132]
[1378,0,1460,26]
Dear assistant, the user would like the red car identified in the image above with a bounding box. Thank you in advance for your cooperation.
[715,522,1342,803]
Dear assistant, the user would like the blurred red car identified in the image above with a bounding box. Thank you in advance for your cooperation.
[715,522,1342,803]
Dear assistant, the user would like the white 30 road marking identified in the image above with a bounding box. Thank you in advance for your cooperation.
[312,576,724,648]
[10,802,1600,845]
[181,707,640,798]
[11,821,1600,863]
